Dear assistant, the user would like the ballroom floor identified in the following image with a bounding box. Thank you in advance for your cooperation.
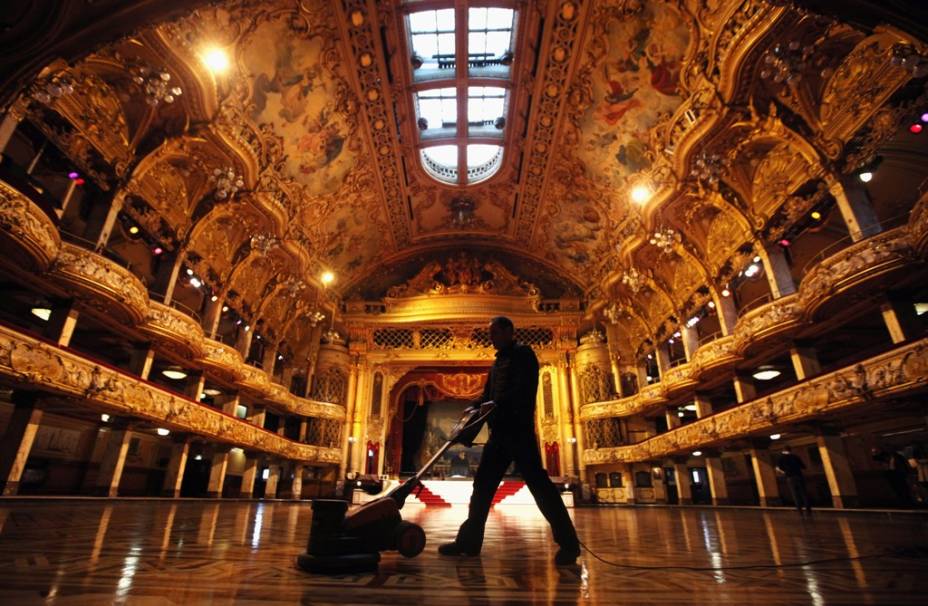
[0,500,925,605]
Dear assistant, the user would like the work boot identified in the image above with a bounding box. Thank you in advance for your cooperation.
[554,545,581,566]
[438,541,480,557]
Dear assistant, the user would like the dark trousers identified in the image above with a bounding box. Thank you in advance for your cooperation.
[455,428,579,552]
[786,475,811,511]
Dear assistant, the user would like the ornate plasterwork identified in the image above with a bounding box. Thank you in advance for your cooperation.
[50,243,150,326]
[385,252,540,299]
[141,301,206,360]
[0,324,341,463]
[584,337,928,464]
[0,180,61,272]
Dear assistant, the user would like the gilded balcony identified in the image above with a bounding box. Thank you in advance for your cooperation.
[236,363,273,398]
[49,243,149,325]
[198,338,246,383]
[140,301,205,360]
[0,323,343,465]
[797,227,914,320]
[690,334,738,378]
[909,191,928,257]
[0,179,61,272]
[583,337,928,465]
[732,294,802,355]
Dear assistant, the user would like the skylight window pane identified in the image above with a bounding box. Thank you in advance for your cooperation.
[425,145,458,167]
[467,144,500,168]
[486,8,513,30]
[470,7,487,30]
[486,30,512,57]
[417,88,457,130]
[468,86,506,125]
[409,9,455,72]
[467,7,513,71]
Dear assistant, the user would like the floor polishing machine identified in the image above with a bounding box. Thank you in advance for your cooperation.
[297,402,493,574]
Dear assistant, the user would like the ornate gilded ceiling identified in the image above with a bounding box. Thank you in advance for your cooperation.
[8,0,927,356]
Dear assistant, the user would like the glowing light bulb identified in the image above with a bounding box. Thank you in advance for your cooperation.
[858,171,873,183]
[630,184,652,205]
[201,47,230,74]
[321,271,335,285]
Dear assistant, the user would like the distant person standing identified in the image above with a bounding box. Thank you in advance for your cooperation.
[872,447,914,506]
[776,445,812,514]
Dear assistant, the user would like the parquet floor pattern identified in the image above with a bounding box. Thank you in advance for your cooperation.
[0,500,925,605]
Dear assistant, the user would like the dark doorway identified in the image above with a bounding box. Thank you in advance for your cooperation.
[690,467,711,504]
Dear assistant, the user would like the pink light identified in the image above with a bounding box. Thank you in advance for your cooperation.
[68,171,79,180]
[910,123,923,134]
[921,112,928,123]
[152,246,163,255]
[778,238,791,247]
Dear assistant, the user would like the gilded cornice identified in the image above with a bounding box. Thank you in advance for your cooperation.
[49,243,150,326]
[0,324,341,464]
[584,336,928,464]
[141,301,206,360]
[0,180,61,272]
[582,223,922,420]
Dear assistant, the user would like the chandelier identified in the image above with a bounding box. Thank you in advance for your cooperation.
[759,40,816,84]
[29,74,75,104]
[130,65,182,105]
[249,233,278,254]
[211,167,244,200]
[689,151,726,187]
[891,44,928,78]
[649,227,677,254]
[309,310,325,325]
[621,267,644,293]
[285,278,306,298]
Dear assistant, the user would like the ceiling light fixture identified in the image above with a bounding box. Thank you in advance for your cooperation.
[721,288,731,297]
[630,184,652,205]
[31,307,52,321]
[222,305,229,313]
[100,413,110,423]
[201,47,230,74]
[910,123,923,134]
[810,211,822,220]
[156,428,170,436]
[210,295,218,302]
[858,171,873,183]
[692,450,703,457]
[189,277,202,288]
[769,433,782,440]
[321,271,335,285]
[128,226,140,235]
[152,246,163,255]
[753,366,781,381]
[161,367,188,380]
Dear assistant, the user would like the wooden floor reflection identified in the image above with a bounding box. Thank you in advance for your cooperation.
[0,500,925,605]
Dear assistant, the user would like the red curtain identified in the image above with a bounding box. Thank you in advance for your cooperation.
[366,441,380,475]
[544,442,561,476]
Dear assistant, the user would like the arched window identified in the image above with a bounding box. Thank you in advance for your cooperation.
[404,3,517,185]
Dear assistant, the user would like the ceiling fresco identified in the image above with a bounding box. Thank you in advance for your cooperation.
[10,0,925,355]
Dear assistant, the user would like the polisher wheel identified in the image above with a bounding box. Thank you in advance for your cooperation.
[394,520,426,558]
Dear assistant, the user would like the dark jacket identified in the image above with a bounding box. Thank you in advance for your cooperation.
[777,453,806,478]
[481,342,539,433]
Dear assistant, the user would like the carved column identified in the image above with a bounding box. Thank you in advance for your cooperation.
[575,330,612,403]
[0,391,42,496]
[704,455,730,506]
[880,293,921,344]
[759,244,796,298]
[161,435,190,498]
[87,189,127,251]
[240,456,259,498]
[94,423,132,497]
[671,459,692,505]
[555,358,575,476]
[303,324,325,397]
[681,325,699,361]
[655,344,672,377]
[713,291,739,336]
[264,463,281,498]
[622,464,637,504]
[790,341,821,381]
[665,407,682,430]
[694,393,714,419]
[206,446,230,498]
[287,464,305,500]
[236,327,254,359]
[217,393,240,416]
[829,179,881,241]
[43,300,80,347]
[129,345,155,380]
[817,430,859,508]
[203,296,224,338]
[566,353,585,477]
[733,373,757,404]
[0,96,28,154]
[185,371,205,401]
[262,342,279,375]
[249,406,266,430]
[749,445,781,507]
[158,250,187,306]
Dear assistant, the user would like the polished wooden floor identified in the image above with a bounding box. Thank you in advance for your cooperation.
[0,500,925,605]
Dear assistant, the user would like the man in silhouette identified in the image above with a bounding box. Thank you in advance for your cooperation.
[776,445,812,514]
[439,316,581,565]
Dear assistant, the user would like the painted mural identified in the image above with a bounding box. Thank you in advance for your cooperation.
[240,13,356,197]
[541,3,691,272]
